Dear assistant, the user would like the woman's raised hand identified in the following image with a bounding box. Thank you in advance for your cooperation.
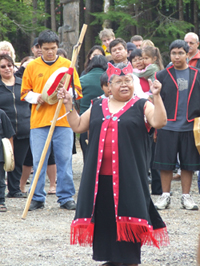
[148,79,162,95]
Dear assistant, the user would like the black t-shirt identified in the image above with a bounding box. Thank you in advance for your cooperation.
[0,109,15,162]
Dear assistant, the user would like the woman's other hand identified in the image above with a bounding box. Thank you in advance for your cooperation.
[57,88,72,106]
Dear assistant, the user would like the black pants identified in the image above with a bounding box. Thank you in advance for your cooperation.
[150,138,162,195]
[7,137,29,195]
[23,143,55,166]
[0,162,5,204]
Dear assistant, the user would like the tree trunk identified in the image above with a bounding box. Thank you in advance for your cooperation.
[103,0,111,28]
[50,0,56,31]
[193,0,198,33]
[45,0,51,28]
[84,0,92,55]
[31,0,37,50]
[179,0,184,20]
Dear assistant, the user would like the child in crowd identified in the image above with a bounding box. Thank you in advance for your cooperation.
[0,109,15,212]
[99,28,115,57]
[132,46,164,81]
[129,49,150,92]
[99,72,111,98]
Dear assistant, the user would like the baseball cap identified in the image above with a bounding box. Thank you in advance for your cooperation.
[32,37,39,47]
[126,42,136,52]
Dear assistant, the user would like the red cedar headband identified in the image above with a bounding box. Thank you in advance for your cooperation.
[106,62,133,81]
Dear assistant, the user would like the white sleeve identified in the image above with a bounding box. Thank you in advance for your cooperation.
[24,91,41,104]
[68,87,78,99]
[133,74,149,99]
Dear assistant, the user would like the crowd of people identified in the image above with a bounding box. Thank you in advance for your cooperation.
[0,28,200,266]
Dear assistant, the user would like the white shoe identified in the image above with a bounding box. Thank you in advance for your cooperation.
[181,194,198,210]
[154,194,171,210]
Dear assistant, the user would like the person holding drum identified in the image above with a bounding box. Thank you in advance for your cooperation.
[21,30,82,211]
[0,109,15,212]
[0,54,31,198]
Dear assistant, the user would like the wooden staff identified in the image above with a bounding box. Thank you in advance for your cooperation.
[22,24,87,219]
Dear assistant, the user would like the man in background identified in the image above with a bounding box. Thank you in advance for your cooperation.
[130,35,143,49]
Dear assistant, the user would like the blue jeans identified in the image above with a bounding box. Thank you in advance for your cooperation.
[30,126,75,205]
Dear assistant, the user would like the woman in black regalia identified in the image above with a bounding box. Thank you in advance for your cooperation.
[58,62,169,266]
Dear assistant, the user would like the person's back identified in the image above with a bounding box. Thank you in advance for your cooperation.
[79,55,108,115]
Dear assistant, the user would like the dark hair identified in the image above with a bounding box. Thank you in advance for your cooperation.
[169,39,189,53]
[20,56,34,66]
[100,72,108,87]
[109,38,127,53]
[0,54,14,66]
[84,45,105,70]
[129,49,142,62]
[38,30,59,47]
[130,35,143,42]
[142,46,164,70]
[85,55,108,74]
[57,48,67,58]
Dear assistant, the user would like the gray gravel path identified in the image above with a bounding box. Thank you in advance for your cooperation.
[1,141,200,266]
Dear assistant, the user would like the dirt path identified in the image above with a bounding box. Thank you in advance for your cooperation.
[0,141,200,266]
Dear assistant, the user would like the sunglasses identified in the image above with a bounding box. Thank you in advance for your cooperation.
[0,64,13,69]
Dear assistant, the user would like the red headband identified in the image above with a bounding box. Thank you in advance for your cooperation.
[106,62,133,81]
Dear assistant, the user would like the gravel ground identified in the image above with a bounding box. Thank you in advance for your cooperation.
[1,141,200,266]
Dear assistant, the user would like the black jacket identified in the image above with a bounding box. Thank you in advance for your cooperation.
[155,65,200,122]
[0,76,30,138]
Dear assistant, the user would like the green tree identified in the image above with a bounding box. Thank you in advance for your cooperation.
[0,0,61,61]
[91,0,197,64]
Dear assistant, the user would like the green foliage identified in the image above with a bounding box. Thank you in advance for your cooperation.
[91,0,196,65]
[0,0,47,39]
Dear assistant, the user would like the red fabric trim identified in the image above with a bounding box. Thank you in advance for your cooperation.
[166,67,179,121]
[187,67,198,122]
[47,72,66,96]
[116,220,169,248]
[67,67,74,75]
[144,101,151,132]
[70,218,94,246]
[70,98,169,248]
[101,97,140,222]
[47,68,74,96]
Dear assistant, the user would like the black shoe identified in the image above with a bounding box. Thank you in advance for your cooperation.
[7,191,27,198]
[60,200,76,210]
[28,200,45,211]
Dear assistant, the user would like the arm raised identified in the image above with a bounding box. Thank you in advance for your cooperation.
[144,79,167,129]
[57,88,90,133]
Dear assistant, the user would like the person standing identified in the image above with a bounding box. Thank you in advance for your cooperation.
[20,37,57,196]
[21,30,82,211]
[154,39,200,210]
[99,28,115,57]
[79,55,108,161]
[130,35,143,49]
[184,32,200,67]
[0,54,30,198]
[58,62,168,266]
[0,109,15,211]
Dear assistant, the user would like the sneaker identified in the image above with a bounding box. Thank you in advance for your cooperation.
[154,194,171,210]
[181,194,198,210]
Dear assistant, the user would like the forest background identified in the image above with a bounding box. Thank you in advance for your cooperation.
[1,0,199,71]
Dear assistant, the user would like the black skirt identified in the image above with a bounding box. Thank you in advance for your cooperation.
[93,175,141,265]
